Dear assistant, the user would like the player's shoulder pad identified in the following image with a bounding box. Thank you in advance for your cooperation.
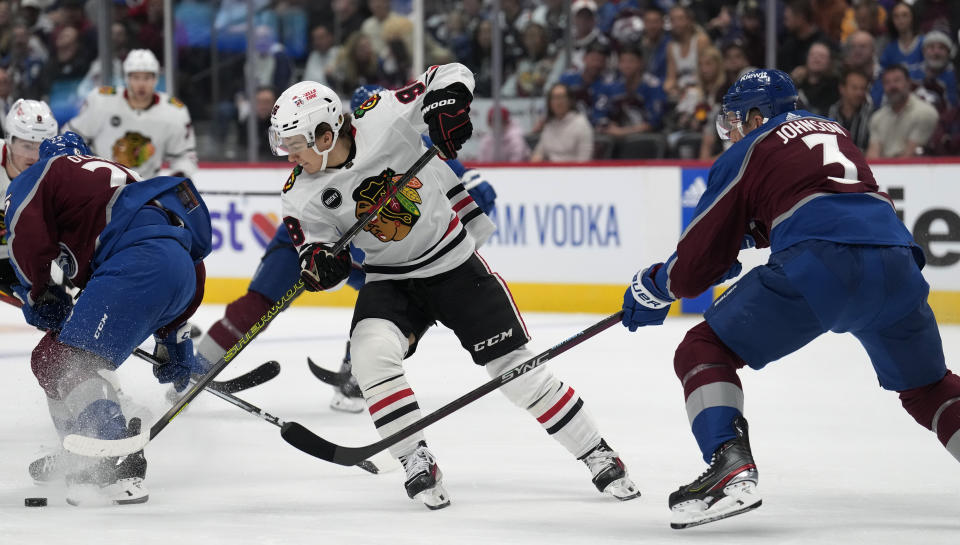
[98,85,117,95]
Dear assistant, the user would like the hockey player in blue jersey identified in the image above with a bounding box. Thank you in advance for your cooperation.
[620,69,960,528]
[6,132,212,505]
[195,84,497,413]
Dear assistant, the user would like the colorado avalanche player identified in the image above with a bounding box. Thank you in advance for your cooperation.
[62,49,198,179]
[271,65,638,510]
[194,84,498,414]
[6,132,211,505]
[621,69,960,528]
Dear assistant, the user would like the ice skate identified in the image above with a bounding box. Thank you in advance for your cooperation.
[669,416,761,529]
[582,439,640,500]
[330,354,365,413]
[29,450,64,485]
[66,418,149,506]
[400,442,450,510]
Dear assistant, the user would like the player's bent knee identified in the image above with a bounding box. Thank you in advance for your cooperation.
[674,321,745,395]
[31,331,114,400]
[485,346,555,408]
[350,318,408,392]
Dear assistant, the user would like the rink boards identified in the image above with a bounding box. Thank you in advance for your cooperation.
[192,159,960,322]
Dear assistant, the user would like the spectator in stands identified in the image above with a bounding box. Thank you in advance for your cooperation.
[444,11,473,63]
[466,18,495,96]
[331,0,371,45]
[39,25,92,98]
[361,0,406,58]
[331,31,386,95]
[879,2,924,73]
[77,21,130,97]
[843,30,884,108]
[478,106,530,162]
[502,21,562,98]
[19,0,54,46]
[602,44,667,137]
[248,25,294,93]
[303,25,340,87]
[559,39,615,126]
[913,0,960,37]
[812,0,848,44]
[3,20,47,100]
[673,46,725,137]
[236,86,276,160]
[722,41,756,83]
[0,66,13,127]
[778,0,830,75]
[925,104,960,156]
[641,6,669,81]
[54,0,96,53]
[828,68,873,151]
[663,5,710,100]
[128,0,164,62]
[566,0,610,72]
[867,65,938,158]
[499,0,529,67]
[531,0,567,46]
[909,30,957,112]
[793,41,841,115]
[854,0,887,40]
[703,5,740,46]
[737,4,768,68]
[0,1,13,59]
[531,83,593,163]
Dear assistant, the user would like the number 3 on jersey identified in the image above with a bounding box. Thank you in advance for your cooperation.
[801,134,860,185]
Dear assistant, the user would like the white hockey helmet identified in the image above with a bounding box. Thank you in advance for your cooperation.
[123,49,160,78]
[5,99,58,142]
[269,81,343,170]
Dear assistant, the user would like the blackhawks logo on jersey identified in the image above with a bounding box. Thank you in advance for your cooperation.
[353,168,423,243]
[111,131,155,168]
[283,165,302,193]
[353,94,381,119]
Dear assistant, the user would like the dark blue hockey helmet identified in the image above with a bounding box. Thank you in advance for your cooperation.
[717,69,798,140]
[351,84,385,111]
[39,131,92,159]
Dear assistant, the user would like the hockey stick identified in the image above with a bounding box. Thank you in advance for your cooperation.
[131,348,381,475]
[63,145,443,457]
[307,341,352,387]
[131,347,281,394]
[280,311,624,466]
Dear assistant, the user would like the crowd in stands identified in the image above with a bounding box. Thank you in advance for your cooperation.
[0,0,958,161]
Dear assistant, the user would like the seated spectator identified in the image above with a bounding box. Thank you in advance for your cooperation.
[909,30,957,112]
[722,41,755,83]
[663,5,710,100]
[827,69,873,151]
[601,44,667,137]
[0,1,12,59]
[478,106,530,162]
[867,65,938,158]
[879,2,924,73]
[502,21,562,98]
[738,4,768,69]
[331,31,388,95]
[3,20,47,100]
[812,0,848,43]
[558,39,615,126]
[531,83,594,162]
[793,41,840,115]
[248,25,294,93]
[0,66,13,128]
[673,46,725,135]
[925,105,960,156]
[564,0,610,72]
[331,0,369,45]
[39,25,92,97]
[640,6,669,81]
[303,25,340,86]
[853,0,887,40]
[379,14,452,88]
[843,30,884,108]
[361,0,407,58]
[778,0,830,75]
[465,18,496,96]
[236,86,276,160]
[913,0,960,36]
[530,0,567,47]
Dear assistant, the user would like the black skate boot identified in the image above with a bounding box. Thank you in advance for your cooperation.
[399,441,450,510]
[582,439,640,500]
[330,343,365,413]
[66,418,149,506]
[669,416,761,529]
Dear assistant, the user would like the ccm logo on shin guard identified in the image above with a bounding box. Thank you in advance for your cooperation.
[473,328,514,352]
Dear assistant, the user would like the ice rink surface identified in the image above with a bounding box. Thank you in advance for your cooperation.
[0,304,957,545]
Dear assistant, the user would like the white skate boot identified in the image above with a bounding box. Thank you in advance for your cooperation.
[582,439,641,500]
[400,442,451,510]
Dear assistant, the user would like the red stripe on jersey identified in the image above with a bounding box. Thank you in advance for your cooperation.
[537,387,575,423]
[369,388,414,415]
[453,196,474,212]
[443,215,460,239]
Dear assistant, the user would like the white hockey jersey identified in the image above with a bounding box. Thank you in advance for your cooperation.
[63,86,197,179]
[281,64,494,283]
[0,139,13,260]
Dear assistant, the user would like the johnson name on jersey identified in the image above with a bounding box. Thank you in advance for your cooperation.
[281,64,495,283]
[63,87,197,179]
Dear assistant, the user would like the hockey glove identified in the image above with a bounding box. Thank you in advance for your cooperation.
[13,284,74,331]
[462,170,497,214]
[621,264,674,332]
[153,323,207,392]
[299,242,352,292]
[422,83,473,159]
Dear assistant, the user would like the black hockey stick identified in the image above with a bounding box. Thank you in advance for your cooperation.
[307,341,352,387]
[131,349,381,474]
[131,348,281,394]
[280,311,624,467]
[63,145,443,457]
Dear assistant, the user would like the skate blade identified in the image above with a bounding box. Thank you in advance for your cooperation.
[329,393,365,413]
[67,479,150,507]
[413,484,451,510]
[603,477,641,501]
[670,481,761,529]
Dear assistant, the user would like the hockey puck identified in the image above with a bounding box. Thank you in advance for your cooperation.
[24,497,47,507]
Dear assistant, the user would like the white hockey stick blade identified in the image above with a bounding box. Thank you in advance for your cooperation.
[63,431,151,457]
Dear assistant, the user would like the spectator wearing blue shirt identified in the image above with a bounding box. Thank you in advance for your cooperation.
[879,2,924,73]
[641,7,669,81]
[842,31,884,110]
[909,30,958,112]
[601,44,667,136]
[559,39,617,126]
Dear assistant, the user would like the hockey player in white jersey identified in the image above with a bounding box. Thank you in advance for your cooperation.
[62,49,197,179]
[272,65,639,509]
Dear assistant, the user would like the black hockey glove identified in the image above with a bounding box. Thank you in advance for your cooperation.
[421,83,473,159]
[298,243,353,292]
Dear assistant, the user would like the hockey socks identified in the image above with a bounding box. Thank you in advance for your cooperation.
[900,370,960,462]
